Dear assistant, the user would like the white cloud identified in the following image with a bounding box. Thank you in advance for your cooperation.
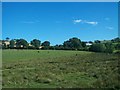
[85,21,98,25]
[73,19,82,24]
[73,19,98,25]
[106,26,114,30]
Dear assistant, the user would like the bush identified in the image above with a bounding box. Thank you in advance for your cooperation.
[41,46,50,50]
[89,43,106,52]
[115,43,120,50]
[114,50,120,54]
[104,43,114,53]
[28,46,35,49]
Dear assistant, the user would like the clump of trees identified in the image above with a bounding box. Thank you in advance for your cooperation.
[104,42,115,53]
[41,41,50,50]
[1,37,120,54]
[16,39,28,49]
[89,43,114,53]
[63,37,83,50]
[89,43,106,52]
[30,39,41,49]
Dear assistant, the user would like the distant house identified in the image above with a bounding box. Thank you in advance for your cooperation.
[39,46,44,49]
[3,40,10,46]
[2,40,44,49]
[28,43,33,47]
[86,43,92,46]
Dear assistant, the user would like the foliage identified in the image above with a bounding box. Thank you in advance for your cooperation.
[81,41,86,47]
[89,43,106,52]
[88,41,93,44]
[104,42,114,53]
[6,37,10,41]
[10,40,15,49]
[94,40,101,43]
[41,41,50,47]
[63,37,82,50]
[115,43,120,50]
[41,41,50,50]
[111,37,120,43]
[1,37,120,52]
[2,43,7,49]
[16,39,28,49]
[31,39,41,49]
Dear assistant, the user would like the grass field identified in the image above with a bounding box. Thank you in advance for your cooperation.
[2,50,120,88]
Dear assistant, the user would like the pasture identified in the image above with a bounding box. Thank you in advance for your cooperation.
[2,50,119,88]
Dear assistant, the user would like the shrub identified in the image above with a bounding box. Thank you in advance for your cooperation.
[89,43,106,52]
[115,43,120,50]
[104,43,114,53]
[114,50,120,54]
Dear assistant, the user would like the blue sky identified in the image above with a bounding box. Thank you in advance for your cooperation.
[2,2,118,45]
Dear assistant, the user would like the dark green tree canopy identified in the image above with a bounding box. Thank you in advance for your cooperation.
[104,42,114,53]
[31,39,41,49]
[115,43,120,50]
[89,41,93,44]
[81,41,86,47]
[94,40,101,43]
[111,37,120,43]
[16,39,28,48]
[10,39,15,48]
[6,37,10,41]
[63,37,82,50]
[41,41,50,50]
[1,37,119,53]
[41,41,50,47]
[89,43,106,52]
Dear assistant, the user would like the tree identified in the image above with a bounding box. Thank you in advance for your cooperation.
[54,44,64,50]
[111,37,120,43]
[94,40,101,43]
[10,39,15,49]
[16,39,28,49]
[69,37,82,49]
[104,42,114,53]
[115,43,120,50]
[6,37,10,41]
[89,41,93,44]
[2,41,7,49]
[63,37,82,50]
[89,43,106,52]
[31,39,41,49]
[41,41,50,47]
[81,41,86,47]
[58,45,64,50]
[2,40,9,49]
[63,41,71,50]
[41,41,50,50]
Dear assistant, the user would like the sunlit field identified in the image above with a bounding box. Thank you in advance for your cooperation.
[2,50,119,89]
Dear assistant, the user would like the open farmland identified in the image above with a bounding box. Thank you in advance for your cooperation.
[2,50,120,89]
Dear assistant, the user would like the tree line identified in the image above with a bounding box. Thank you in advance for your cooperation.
[1,37,120,53]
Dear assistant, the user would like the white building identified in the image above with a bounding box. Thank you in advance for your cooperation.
[86,43,92,46]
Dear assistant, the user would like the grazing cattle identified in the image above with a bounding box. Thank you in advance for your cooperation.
[37,51,40,53]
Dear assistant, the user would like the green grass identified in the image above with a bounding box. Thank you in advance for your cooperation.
[2,50,120,88]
